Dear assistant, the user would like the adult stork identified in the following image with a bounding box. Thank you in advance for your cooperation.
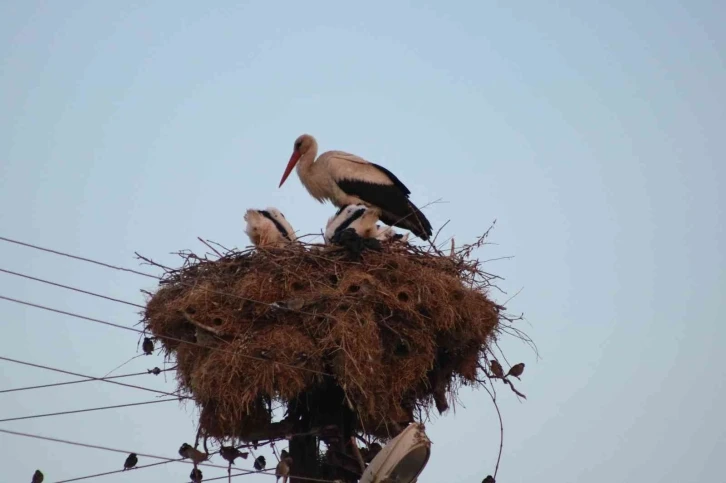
[278,134,433,240]
[244,207,297,248]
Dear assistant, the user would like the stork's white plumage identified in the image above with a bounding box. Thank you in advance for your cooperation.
[278,134,433,240]
[376,225,410,244]
[325,204,410,244]
[324,204,380,243]
[244,207,296,248]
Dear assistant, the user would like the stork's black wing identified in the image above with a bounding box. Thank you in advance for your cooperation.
[335,177,433,240]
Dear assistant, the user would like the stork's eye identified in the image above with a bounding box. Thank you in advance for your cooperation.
[294,141,302,150]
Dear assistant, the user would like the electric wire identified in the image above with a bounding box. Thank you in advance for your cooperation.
[0,428,338,482]
[0,267,145,308]
[53,460,176,483]
[0,428,228,469]
[0,238,366,482]
[0,398,178,423]
[0,370,160,394]
[0,235,348,322]
[0,236,158,279]
[0,294,333,377]
[0,356,179,397]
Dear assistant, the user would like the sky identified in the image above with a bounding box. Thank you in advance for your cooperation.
[1,1,724,482]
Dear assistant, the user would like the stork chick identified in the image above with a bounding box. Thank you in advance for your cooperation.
[324,204,380,243]
[326,204,409,247]
[244,208,296,248]
[375,224,410,244]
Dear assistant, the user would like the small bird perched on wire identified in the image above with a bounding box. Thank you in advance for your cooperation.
[489,360,504,379]
[142,337,154,355]
[178,443,208,464]
[123,453,138,471]
[31,469,44,483]
[190,468,203,483]
[220,446,248,465]
[275,454,293,483]
[253,455,267,471]
[482,475,495,483]
[507,362,525,380]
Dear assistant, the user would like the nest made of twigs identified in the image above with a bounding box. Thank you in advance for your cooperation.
[143,234,509,441]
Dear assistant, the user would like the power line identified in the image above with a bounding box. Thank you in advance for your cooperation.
[0,295,334,377]
[0,356,181,398]
[0,428,228,470]
[0,236,159,279]
[0,295,139,333]
[0,429,339,483]
[201,470,339,483]
[0,235,344,322]
[0,369,158,394]
[0,398,178,422]
[54,460,176,483]
[0,267,145,308]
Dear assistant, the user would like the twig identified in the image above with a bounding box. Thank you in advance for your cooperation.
[350,436,366,473]
[482,384,504,479]
[102,354,144,378]
[198,237,223,258]
[181,311,225,336]
[431,219,451,246]
[503,379,527,400]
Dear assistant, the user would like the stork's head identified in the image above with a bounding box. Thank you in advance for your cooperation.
[279,134,316,187]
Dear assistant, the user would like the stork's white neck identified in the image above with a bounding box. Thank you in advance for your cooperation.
[296,140,330,202]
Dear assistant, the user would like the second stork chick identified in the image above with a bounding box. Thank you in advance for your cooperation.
[325,204,380,244]
[244,208,297,249]
[325,204,409,244]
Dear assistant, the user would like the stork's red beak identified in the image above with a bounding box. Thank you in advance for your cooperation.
[279,151,301,187]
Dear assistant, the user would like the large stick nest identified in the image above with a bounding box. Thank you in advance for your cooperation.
[143,232,512,442]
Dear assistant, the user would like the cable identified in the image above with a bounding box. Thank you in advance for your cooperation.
[0,428,228,470]
[0,236,159,279]
[0,295,139,333]
[0,295,333,377]
[0,370,158,394]
[0,267,145,308]
[0,428,340,483]
[0,235,347,322]
[200,470,339,483]
[54,460,176,483]
[0,356,181,398]
[0,398,178,422]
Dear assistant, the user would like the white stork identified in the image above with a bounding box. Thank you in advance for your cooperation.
[325,204,410,244]
[244,207,296,248]
[278,134,433,240]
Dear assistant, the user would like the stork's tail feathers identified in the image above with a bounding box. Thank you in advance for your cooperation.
[381,201,433,240]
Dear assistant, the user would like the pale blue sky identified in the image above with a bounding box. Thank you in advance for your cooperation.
[1,1,724,482]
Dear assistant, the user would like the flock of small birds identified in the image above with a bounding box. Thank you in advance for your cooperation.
[489,360,525,381]
[28,441,290,482]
